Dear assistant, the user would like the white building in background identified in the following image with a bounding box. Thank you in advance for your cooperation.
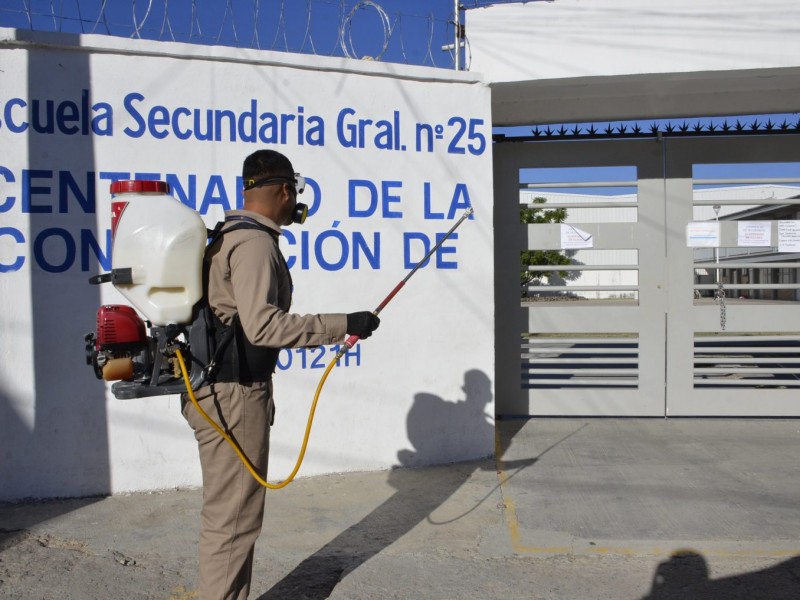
[521,185,800,300]
[693,186,800,301]
[520,189,638,300]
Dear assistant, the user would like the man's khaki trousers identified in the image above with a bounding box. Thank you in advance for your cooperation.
[183,381,273,600]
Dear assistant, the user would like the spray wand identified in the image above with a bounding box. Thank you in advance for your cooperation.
[336,206,474,359]
[177,206,474,489]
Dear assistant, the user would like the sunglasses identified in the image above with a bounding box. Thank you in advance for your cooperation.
[244,173,306,194]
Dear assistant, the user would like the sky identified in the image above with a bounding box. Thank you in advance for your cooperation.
[0,0,470,69]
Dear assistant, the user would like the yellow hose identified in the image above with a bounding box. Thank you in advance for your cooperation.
[175,347,338,490]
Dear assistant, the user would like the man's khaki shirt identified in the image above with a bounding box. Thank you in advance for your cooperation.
[207,209,347,348]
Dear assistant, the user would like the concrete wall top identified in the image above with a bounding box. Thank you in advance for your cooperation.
[2,27,483,85]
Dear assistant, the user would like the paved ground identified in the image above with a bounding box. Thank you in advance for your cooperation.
[1,418,799,599]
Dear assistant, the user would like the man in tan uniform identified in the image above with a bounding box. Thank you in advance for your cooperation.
[182,149,380,599]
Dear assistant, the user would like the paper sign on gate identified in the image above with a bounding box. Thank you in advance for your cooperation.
[560,224,593,249]
[686,222,720,247]
[737,221,771,247]
[778,220,800,252]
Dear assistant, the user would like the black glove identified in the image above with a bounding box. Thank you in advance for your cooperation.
[346,312,380,339]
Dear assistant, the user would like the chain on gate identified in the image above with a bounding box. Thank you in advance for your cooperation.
[714,280,727,331]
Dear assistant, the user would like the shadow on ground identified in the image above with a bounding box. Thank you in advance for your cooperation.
[257,369,504,600]
[643,550,800,600]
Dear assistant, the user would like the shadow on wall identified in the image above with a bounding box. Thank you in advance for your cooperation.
[257,369,498,600]
[0,32,110,508]
[643,550,800,599]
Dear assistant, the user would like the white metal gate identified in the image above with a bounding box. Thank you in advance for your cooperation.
[495,135,800,417]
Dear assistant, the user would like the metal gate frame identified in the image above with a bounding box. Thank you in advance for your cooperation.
[494,134,800,417]
[665,135,800,416]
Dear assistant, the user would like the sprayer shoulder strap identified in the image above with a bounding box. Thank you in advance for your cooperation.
[207,215,280,247]
[199,216,283,383]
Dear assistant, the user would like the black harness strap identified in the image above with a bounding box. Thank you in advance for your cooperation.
[195,216,284,384]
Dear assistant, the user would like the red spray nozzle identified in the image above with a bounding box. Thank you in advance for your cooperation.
[335,207,474,360]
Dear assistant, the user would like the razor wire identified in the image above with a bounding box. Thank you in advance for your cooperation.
[0,0,509,69]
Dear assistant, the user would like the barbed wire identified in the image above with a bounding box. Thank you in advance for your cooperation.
[0,0,512,69]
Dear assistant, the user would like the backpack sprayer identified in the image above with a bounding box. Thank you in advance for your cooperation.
[85,180,473,488]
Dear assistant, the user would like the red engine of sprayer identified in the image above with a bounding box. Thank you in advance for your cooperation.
[96,305,146,349]
[85,305,148,381]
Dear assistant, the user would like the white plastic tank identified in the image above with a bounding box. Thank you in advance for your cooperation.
[110,180,207,325]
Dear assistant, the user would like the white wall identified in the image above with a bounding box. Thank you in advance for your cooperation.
[468,0,800,124]
[469,0,800,82]
[0,29,494,500]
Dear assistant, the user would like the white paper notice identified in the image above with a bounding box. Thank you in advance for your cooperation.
[778,220,800,252]
[560,224,593,249]
[686,222,720,247]
[737,221,771,247]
